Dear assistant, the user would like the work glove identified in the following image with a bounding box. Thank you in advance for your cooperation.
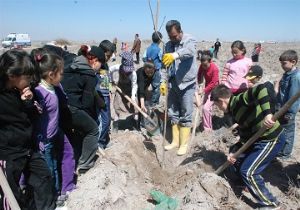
[160,81,168,96]
[162,53,177,68]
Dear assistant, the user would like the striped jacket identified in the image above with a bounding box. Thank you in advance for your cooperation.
[228,84,282,143]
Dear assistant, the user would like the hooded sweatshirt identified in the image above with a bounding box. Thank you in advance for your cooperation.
[61,55,97,118]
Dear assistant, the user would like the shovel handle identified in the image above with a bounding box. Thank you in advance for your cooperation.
[0,167,21,210]
[115,86,157,127]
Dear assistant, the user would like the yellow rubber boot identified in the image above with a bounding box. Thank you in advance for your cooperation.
[164,124,180,150]
[177,127,191,156]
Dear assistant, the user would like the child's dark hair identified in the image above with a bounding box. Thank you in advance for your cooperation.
[200,50,212,62]
[210,85,232,102]
[152,32,162,43]
[99,40,116,53]
[78,45,105,63]
[0,49,35,90]
[144,60,155,69]
[32,50,64,80]
[231,40,246,55]
[279,50,298,63]
[78,45,90,57]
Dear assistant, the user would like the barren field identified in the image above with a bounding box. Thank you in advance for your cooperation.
[2,41,299,210]
[66,41,300,210]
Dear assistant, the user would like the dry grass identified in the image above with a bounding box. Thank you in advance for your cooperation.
[54,38,71,46]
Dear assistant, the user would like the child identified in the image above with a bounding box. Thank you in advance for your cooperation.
[97,40,116,149]
[142,31,163,106]
[197,51,219,131]
[251,43,262,63]
[221,40,252,94]
[245,65,277,114]
[209,46,214,57]
[137,61,156,112]
[276,50,300,159]
[61,46,105,173]
[211,84,284,209]
[0,49,56,209]
[111,52,138,130]
[31,50,76,204]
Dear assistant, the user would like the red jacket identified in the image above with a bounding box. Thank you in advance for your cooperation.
[198,62,219,94]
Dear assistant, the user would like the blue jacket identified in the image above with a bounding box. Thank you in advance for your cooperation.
[165,33,198,90]
[277,68,300,120]
[144,43,162,70]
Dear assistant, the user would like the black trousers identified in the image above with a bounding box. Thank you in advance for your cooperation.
[0,152,56,210]
[136,52,140,63]
[69,106,98,171]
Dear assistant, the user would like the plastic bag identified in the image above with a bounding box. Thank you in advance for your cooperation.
[149,190,178,210]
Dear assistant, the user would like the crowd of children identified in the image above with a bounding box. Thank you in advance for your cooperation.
[0,30,299,210]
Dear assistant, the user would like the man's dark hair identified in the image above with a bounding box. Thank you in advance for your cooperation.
[210,85,232,102]
[279,50,298,63]
[99,40,116,53]
[166,20,182,33]
[152,31,162,43]
[200,50,212,62]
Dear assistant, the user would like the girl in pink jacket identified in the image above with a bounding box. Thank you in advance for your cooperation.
[221,40,252,94]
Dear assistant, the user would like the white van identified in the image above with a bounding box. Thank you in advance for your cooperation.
[2,33,31,48]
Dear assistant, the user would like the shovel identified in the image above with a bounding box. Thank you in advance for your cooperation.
[0,166,21,210]
[115,86,158,128]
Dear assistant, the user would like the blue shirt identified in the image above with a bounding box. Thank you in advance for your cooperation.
[277,68,300,119]
[143,43,162,70]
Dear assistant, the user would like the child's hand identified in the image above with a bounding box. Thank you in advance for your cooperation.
[227,153,236,165]
[34,101,43,114]
[141,105,147,113]
[195,99,201,108]
[263,114,275,128]
[20,87,33,101]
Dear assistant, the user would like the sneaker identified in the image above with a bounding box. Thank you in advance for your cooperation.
[97,146,106,156]
[55,207,68,210]
[256,203,285,210]
[56,194,68,207]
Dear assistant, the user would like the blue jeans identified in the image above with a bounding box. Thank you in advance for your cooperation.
[41,137,59,192]
[98,95,111,149]
[151,70,161,105]
[231,136,284,207]
[168,79,195,127]
[277,120,296,159]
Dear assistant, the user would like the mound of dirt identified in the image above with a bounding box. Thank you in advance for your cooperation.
[66,130,250,210]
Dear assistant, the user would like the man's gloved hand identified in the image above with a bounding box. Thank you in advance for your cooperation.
[160,81,168,96]
[162,53,175,68]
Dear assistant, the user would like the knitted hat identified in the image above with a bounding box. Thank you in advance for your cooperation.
[90,46,105,63]
[245,65,263,80]
[120,51,134,73]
